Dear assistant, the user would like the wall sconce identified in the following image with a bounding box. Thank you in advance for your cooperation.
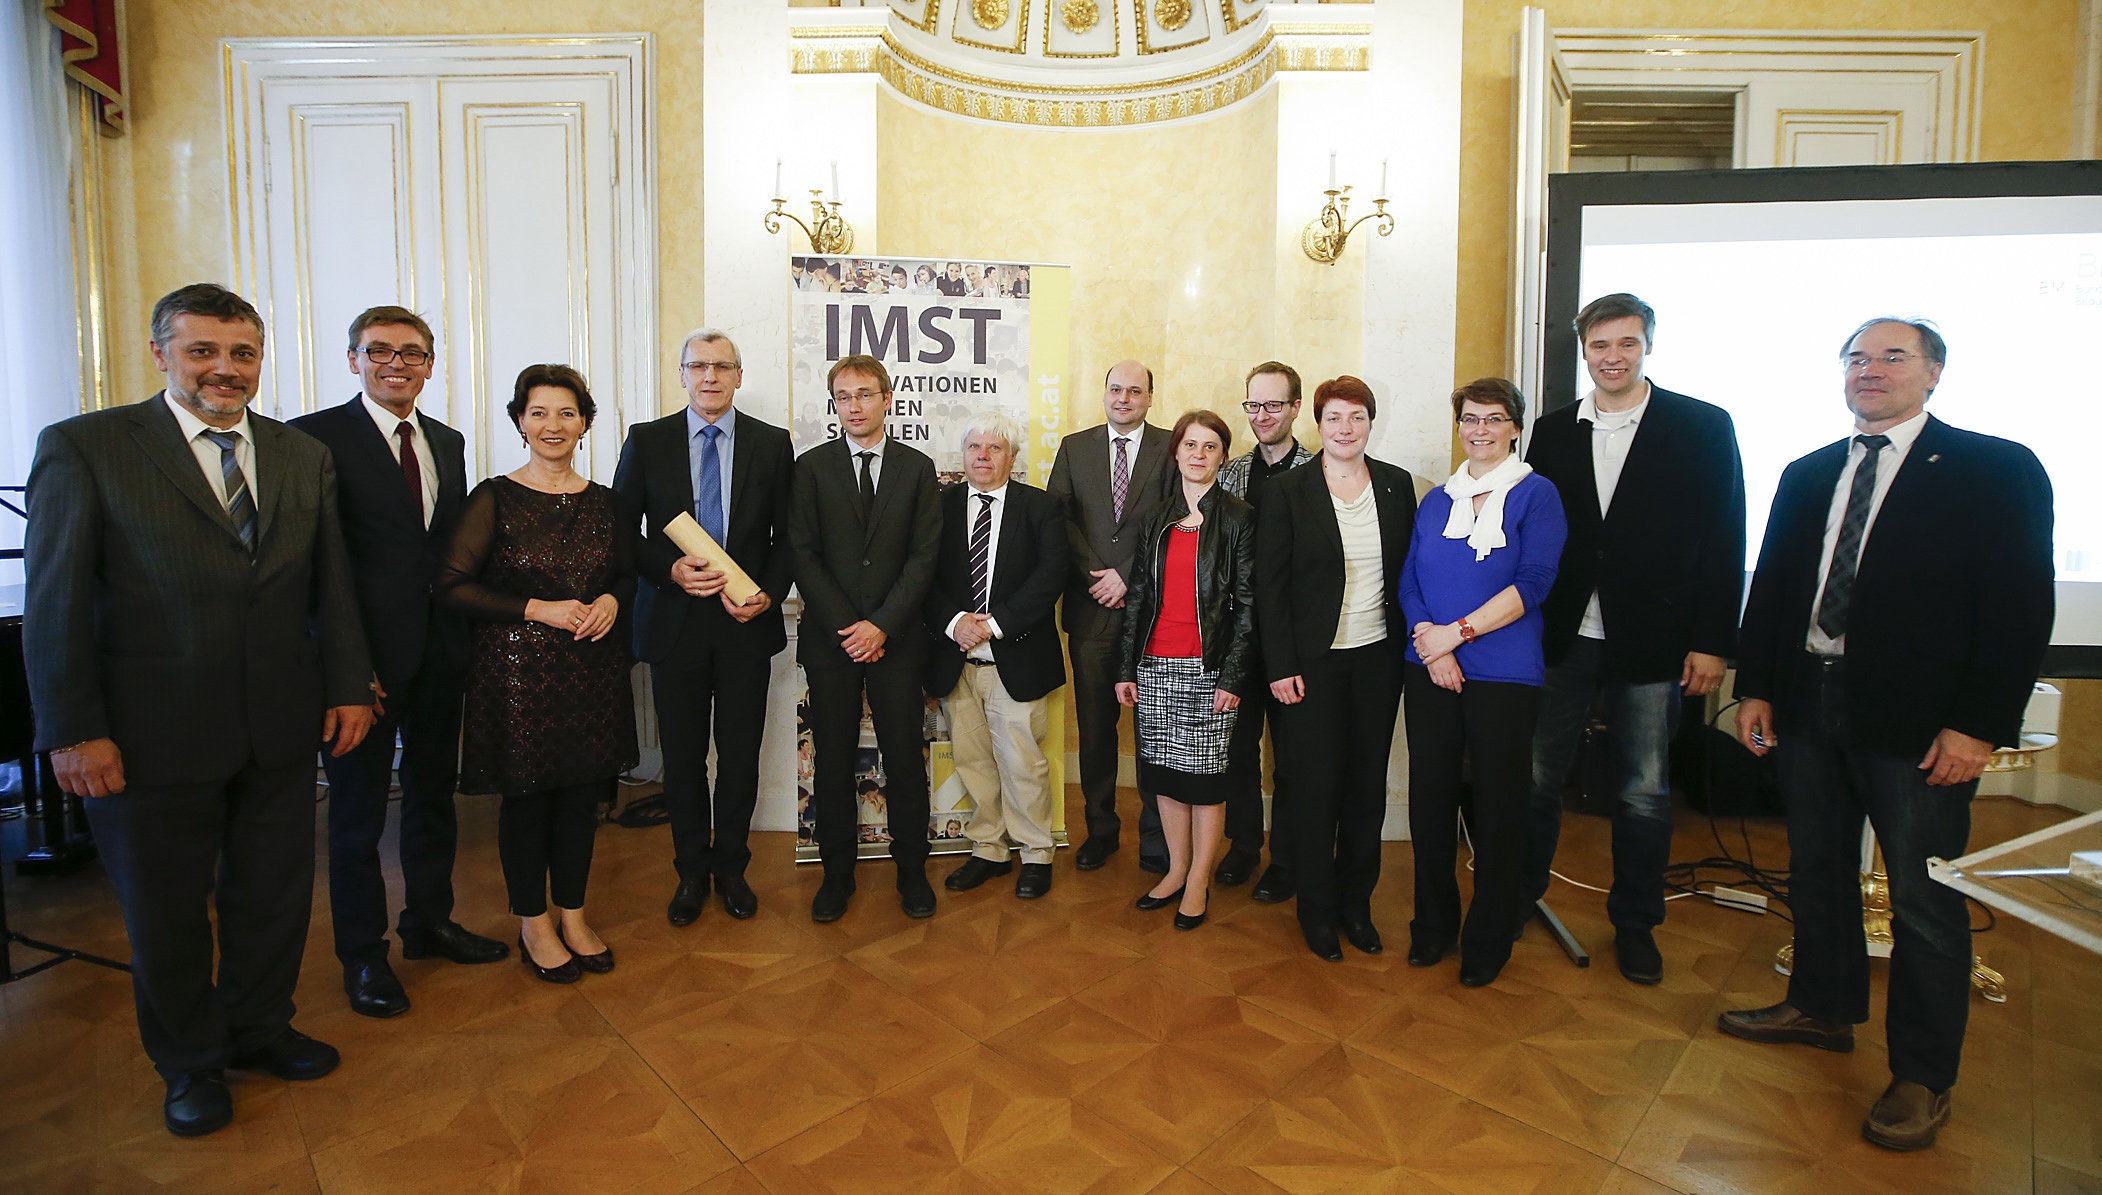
[1302,154,1393,265]
[764,159,855,254]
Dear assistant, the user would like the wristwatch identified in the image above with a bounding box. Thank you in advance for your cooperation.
[1456,617,1477,644]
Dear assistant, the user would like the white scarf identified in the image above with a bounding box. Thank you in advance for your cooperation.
[1442,454,1533,562]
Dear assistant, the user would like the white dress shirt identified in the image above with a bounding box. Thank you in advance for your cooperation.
[945,482,1008,660]
[164,393,257,515]
[361,395,439,527]
[1575,382,1651,640]
[1806,408,1930,656]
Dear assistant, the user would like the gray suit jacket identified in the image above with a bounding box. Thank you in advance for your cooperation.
[1044,421,1171,641]
[24,394,374,786]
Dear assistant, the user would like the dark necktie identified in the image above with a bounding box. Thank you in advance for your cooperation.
[969,492,994,613]
[201,429,258,553]
[396,420,424,526]
[1815,433,1893,640]
[1111,435,1130,523]
[856,450,875,516]
[696,423,725,543]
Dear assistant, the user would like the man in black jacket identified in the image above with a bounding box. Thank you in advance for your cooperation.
[924,413,1068,899]
[291,306,508,1020]
[789,354,944,922]
[1522,293,1745,985]
[613,329,795,926]
[1721,318,2053,1151]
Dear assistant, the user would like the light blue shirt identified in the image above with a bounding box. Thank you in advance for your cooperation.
[686,403,737,527]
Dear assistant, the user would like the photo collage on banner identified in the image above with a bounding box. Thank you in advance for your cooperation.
[788,255,1071,862]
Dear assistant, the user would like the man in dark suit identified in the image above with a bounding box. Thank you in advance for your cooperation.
[613,329,795,926]
[24,284,377,1137]
[923,413,1068,899]
[1721,318,2053,1151]
[289,305,506,1021]
[1045,360,1172,873]
[1521,293,1746,985]
[789,353,944,922]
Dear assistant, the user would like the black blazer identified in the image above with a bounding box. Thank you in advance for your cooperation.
[1525,384,1746,682]
[1254,455,1417,682]
[24,395,373,785]
[923,480,1069,703]
[1045,422,1172,640]
[1118,484,1258,695]
[612,408,796,662]
[1737,416,2054,755]
[788,436,943,671]
[288,396,469,687]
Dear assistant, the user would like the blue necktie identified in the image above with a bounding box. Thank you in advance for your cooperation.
[201,429,258,553]
[696,423,725,545]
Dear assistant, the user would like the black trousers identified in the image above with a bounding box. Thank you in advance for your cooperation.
[1225,685,1291,861]
[1781,654,1975,1092]
[320,637,463,966]
[1404,666,1541,968]
[497,782,602,916]
[653,615,774,883]
[806,640,931,877]
[82,757,316,1080]
[1068,631,1164,858]
[1286,644,1400,929]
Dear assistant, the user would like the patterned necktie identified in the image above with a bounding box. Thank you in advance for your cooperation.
[856,450,876,516]
[201,429,258,553]
[1111,435,1130,523]
[969,492,994,613]
[396,421,424,526]
[1815,433,1893,640]
[696,423,726,544]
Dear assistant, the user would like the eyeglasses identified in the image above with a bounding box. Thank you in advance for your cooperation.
[1242,400,1293,415]
[681,361,741,376]
[1457,414,1513,428]
[358,346,431,366]
[834,388,882,404]
[1843,351,1920,372]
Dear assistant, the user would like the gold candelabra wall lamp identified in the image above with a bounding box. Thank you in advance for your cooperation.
[764,158,855,254]
[1302,153,1394,265]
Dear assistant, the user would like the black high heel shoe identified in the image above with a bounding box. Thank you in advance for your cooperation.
[557,925,614,974]
[518,935,581,984]
[1135,885,1185,912]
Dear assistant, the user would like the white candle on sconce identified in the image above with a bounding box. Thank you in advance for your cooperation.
[1380,158,1389,201]
[774,158,782,199]
[1328,151,1337,190]
[830,160,839,202]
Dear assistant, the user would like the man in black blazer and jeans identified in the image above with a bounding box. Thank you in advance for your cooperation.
[613,329,795,926]
[1722,318,2053,1151]
[790,354,944,922]
[1522,293,1745,986]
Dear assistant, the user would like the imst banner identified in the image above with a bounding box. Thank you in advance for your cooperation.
[787,255,1072,862]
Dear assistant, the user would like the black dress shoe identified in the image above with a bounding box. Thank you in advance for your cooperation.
[557,926,614,974]
[518,935,581,984]
[899,868,937,919]
[399,920,509,965]
[1213,846,1260,887]
[1458,955,1508,988]
[667,877,707,926]
[718,875,758,920]
[1014,863,1052,899]
[812,875,856,923]
[1135,885,1184,912]
[1337,915,1384,955]
[945,855,1014,891]
[229,1029,340,1081]
[1174,893,1208,931]
[1407,938,1452,968]
[164,1070,232,1137]
[1074,836,1119,870]
[1138,854,1171,876]
[1302,923,1344,962]
[1250,864,1295,903]
[344,958,410,1019]
[1615,925,1664,986]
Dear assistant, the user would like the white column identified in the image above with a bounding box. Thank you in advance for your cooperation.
[703,0,793,426]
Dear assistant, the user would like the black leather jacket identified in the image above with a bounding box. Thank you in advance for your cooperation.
[1118,482,1258,695]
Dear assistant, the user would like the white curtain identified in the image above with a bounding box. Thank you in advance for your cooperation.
[0,0,81,585]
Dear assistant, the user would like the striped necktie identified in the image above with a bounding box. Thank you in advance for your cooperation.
[1815,433,1892,640]
[201,429,258,553]
[969,492,994,613]
[1111,435,1130,523]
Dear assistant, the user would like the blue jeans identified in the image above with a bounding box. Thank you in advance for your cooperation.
[1524,637,1680,928]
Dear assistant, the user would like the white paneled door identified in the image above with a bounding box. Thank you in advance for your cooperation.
[226,37,655,483]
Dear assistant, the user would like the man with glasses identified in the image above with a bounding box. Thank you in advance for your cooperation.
[613,330,796,926]
[291,306,507,1019]
[1721,318,2053,1151]
[1215,361,1314,900]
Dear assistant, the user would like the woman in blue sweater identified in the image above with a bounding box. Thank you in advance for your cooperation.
[1398,377,1566,988]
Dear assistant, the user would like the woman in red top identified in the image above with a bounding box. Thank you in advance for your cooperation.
[1116,410,1258,930]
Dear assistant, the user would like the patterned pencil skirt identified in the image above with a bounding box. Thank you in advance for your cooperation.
[1135,653,1238,806]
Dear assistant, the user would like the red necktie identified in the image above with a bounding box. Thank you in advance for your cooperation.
[397,421,424,525]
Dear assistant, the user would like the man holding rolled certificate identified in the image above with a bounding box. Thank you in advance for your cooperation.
[612,329,796,926]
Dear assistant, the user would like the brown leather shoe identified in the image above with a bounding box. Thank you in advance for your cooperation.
[1862,1080,1951,1151]
[1716,1001,1855,1052]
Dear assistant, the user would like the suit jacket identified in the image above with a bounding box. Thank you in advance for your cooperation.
[612,407,796,662]
[1525,384,1746,682]
[1736,415,2054,756]
[788,436,943,671]
[1045,421,1172,641]
[1255,455,1417,682]
[24,395,374,785]
[288,395,469,688]
[923,480,1069,703]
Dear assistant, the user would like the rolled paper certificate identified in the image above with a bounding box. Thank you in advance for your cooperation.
[663,512,763,607]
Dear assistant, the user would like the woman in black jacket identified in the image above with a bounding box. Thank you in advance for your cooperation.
[1115,409,1257,930]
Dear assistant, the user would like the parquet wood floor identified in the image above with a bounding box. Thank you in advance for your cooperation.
[1,787,2096,1194]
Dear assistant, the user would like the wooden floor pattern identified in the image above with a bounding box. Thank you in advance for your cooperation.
[2,787,2098,1194]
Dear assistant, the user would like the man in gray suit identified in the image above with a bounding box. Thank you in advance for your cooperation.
[24,283,377,1138]
[1045,360,1171,872]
